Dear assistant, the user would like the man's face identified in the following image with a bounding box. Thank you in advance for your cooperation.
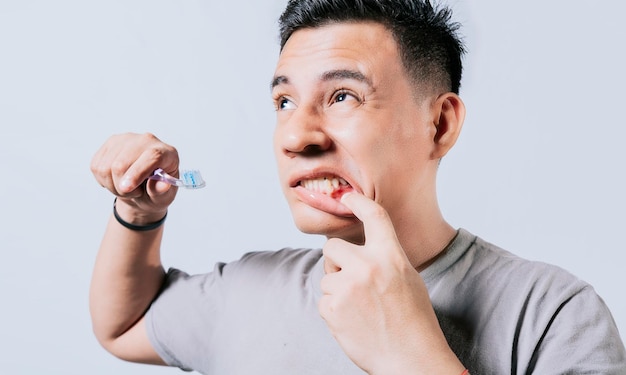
[272,22,440,242]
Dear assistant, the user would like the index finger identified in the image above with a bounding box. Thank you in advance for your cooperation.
[120,146,178,194]
[340,192,398,245]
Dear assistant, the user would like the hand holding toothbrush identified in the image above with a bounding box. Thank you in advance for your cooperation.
[90,132,184,225]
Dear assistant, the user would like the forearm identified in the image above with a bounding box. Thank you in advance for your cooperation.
[89,206,167,347]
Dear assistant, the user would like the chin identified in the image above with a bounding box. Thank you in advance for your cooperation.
[291,208,364,243]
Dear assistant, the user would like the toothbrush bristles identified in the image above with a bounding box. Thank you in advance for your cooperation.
[181,169,206,189]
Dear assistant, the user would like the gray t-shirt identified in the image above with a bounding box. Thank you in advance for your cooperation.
[146,229,626,374]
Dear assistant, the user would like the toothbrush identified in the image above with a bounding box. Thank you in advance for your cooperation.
[148,168,206,189]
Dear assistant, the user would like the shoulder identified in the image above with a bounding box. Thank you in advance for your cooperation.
[467,234,588,296]
[436,230,589,299]
[461,233,622,347]
[158,248,322,295]
[441,231,626,372]
[228,247,323,278]
[442,230,599,330]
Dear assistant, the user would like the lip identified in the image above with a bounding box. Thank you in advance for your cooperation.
[288,168,359,217]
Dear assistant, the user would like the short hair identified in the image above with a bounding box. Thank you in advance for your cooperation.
[278,0,465,94]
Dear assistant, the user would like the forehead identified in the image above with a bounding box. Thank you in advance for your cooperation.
[273,22,405,87]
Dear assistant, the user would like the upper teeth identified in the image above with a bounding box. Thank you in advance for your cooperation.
[302,177,349,194]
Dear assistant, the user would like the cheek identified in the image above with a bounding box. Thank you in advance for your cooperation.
[369,126,432,195]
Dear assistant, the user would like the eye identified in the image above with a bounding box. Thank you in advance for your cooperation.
[336,93,348,102]
[331,90,360,105]
[275,96,296,111]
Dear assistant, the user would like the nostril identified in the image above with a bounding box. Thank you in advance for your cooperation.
[282,135,333,157]
[301,144,327,156]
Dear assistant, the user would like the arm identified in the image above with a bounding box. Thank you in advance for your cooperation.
[89,133,179,365]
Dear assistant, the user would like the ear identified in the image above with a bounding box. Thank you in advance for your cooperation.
[431,92,465,160]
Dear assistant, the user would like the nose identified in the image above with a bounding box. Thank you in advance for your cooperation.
[276,106,332,157]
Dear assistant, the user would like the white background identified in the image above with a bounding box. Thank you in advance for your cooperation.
[0,0,624,373]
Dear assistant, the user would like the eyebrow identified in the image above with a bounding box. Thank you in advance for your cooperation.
[270,69,373,91]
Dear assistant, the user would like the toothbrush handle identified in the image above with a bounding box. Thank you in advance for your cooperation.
[148,168,182,187]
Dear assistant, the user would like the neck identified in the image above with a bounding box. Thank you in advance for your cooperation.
[391,198,456,272]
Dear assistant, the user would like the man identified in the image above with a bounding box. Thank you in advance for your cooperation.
[89,0,626,374]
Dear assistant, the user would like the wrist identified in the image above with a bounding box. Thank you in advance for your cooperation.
[113,198,167,230]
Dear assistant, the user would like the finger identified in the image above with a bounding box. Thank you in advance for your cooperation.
[145,178,176,200]
[323,237,359,273]
[91,139,121,193]
[91,134,143,196]
[118,144,178,195]
[319,272,342,295]
[323,256,341,274]
[339,192,397,244]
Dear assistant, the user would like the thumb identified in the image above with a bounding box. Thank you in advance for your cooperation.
[145,179,177,204]
[340,192,397,245]
[150,179,175,195]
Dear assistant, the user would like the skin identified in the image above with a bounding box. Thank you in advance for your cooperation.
[90,21,467,374]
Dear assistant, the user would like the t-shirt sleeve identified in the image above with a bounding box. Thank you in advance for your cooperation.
[143,248,322,373]
[145,264,226,371]
[529,285,626,374]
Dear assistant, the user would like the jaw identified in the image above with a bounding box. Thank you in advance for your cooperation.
[289,199,365,243]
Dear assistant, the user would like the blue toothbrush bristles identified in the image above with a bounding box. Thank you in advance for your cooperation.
[180,169,206,189]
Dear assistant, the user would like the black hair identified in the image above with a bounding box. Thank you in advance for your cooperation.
[278,0,465,94]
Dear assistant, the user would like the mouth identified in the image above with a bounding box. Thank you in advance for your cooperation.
[288,170,358,217]
[298,176,352,199]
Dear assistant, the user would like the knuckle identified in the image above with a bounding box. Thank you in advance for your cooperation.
[91,160,109,177]
[146,146,165,162]
[145,143,177,165]
[168,146,180,162]
[140,133,178,164]
[141,132,159,143]
[110,159,129,176]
